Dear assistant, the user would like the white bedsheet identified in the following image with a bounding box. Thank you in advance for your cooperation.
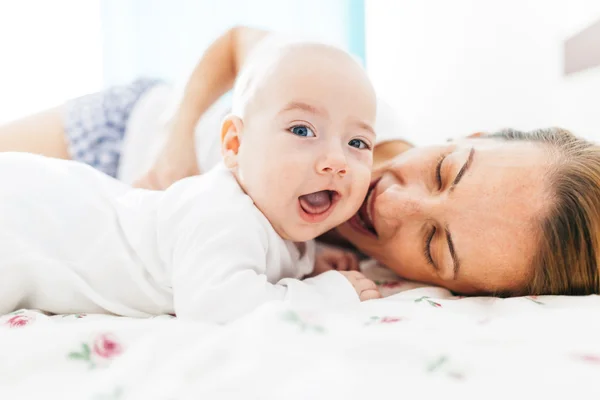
[1,261,599,399]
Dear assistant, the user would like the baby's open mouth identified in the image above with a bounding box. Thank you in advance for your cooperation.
[298,190,340,223]
[299,190,339,214]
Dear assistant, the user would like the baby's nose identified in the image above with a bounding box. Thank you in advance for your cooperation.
[317,146,348,177]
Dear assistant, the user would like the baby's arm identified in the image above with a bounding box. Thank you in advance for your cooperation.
[170,214,366,323]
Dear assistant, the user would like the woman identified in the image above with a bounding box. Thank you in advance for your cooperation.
[1,26,598,296]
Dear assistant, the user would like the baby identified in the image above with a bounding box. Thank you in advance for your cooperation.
[0,41,379,322]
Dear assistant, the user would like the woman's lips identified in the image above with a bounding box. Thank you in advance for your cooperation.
[348,179,379,238]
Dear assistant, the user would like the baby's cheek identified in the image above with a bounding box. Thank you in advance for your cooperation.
[336,187,368,226]
[351,163,373,193]
[340,165,372,218]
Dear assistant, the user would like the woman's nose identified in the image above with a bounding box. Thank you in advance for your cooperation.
[392,190,424,218]
[379,182,443,223]
[316,143,348,177]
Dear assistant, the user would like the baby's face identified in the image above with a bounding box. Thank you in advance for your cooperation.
[228,46,377,241]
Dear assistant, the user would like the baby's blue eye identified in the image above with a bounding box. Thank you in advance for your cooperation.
[290,125,315,137]
[348,139,370,149]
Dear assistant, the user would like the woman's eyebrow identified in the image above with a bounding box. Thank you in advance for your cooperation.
[446,147,475,279]
[450,147,475,191]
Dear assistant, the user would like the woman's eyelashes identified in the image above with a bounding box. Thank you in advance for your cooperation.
[423,226,437,268]
[289,124,316,137]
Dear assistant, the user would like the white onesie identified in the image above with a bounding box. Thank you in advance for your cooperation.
[0,153,358,322]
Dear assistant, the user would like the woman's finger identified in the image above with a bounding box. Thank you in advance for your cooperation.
[146,170,163,190]
[134,171,159,190]
[133,177,150,189]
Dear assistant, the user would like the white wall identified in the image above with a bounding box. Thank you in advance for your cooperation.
[0,1,103,124]
[366,0,600,145]
[101,0,359,88]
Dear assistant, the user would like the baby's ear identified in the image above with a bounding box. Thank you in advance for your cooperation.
[220,115,244,169]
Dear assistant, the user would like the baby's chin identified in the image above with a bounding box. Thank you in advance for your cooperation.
[280,227,333,243]
[273,200,362,242]
[277,219,345,243]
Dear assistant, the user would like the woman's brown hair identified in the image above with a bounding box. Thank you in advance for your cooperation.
[489,127,600,295]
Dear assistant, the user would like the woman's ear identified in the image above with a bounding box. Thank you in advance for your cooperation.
[221,115,244,169]
[446,132,487,142]
[468,132,487,138]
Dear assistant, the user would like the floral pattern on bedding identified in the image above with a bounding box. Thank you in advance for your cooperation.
[0,260,599,398]
[5,311,36,328]
[68,333,124,369]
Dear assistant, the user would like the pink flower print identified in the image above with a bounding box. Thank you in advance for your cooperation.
[447,371,465,380]
[365,315,405,326]
[68,333,124,369]
[93,333,123,359]
[380,316,403,324]
[380,281,404,289]
[6,314,34,328]
[574,353,600,364]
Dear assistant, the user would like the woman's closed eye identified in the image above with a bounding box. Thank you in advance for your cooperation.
[348,138,371,150]
[423,225,437,269]
[289,125,316,137]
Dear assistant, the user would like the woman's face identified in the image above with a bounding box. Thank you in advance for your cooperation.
[337,138,552,295]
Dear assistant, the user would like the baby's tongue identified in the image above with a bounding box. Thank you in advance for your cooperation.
[299,191,332,214]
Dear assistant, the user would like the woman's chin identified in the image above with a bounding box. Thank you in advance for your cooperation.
[334,222,354,242]
[337,220,376,247]
[336,224,374,255]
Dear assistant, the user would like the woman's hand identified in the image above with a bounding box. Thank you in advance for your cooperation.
[133,133,199,190]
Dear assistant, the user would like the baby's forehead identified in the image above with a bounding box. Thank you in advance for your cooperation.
[232,40,374,119]
[255,46,365,93]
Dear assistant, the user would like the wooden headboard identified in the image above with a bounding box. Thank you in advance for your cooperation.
[564,18,600,75]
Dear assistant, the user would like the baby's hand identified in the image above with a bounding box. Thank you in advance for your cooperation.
[339,271,381,301]
[310,246,360,277]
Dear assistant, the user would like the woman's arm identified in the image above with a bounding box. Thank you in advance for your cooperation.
[171,26,269,142]
[134,26,270,189]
